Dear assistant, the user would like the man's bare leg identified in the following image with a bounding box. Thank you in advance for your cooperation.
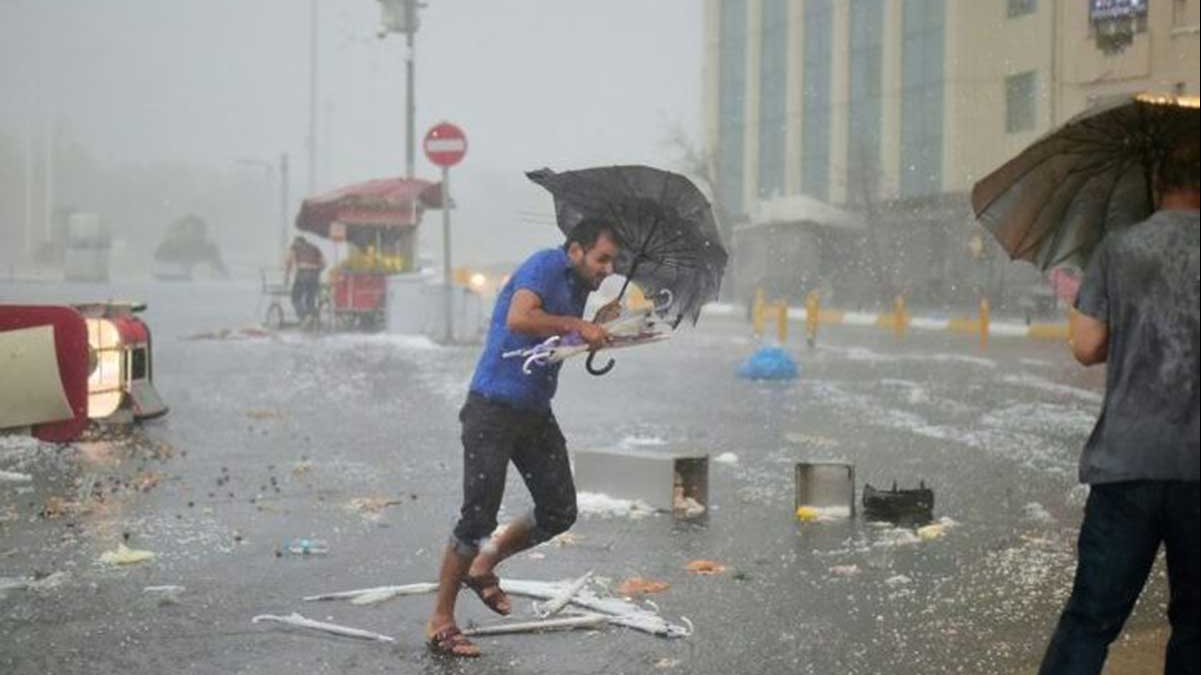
[426,545,479,656]
[465,518,537,613]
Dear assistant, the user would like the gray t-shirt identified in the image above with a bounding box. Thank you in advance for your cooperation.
[1074,209,1200,484]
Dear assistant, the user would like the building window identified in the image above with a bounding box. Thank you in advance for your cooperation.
[901,0,945,197]
[758,0,788,199]
[847,0,885,203]
[1005,71,1037,133]
[1007,0,1037,18]
[718,0,747,217]
[801,0,833,201]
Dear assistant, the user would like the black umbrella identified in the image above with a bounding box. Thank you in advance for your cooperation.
[527,165,728,323]
[972,92,1200,271]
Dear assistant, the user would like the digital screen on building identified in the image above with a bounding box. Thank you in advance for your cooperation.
[1090,0,1149,21]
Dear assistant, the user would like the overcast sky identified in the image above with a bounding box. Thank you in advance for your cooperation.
[0,0,703,265]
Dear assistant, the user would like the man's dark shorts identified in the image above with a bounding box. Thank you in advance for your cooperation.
[450,392,577,556]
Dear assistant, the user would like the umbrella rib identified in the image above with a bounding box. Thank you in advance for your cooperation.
[1026,156,1132,267]
[1010,154,1125,259]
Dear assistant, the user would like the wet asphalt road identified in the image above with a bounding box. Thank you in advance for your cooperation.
[1,280,1165,674]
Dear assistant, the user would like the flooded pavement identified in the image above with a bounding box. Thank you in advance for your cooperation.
[1,280,1167,674]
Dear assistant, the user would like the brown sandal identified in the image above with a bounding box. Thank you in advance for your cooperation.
[426,624,480,657]
[462,572,511,616]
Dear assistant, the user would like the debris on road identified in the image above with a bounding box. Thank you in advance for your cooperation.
[251,612,395,643]
[303,577,693,638]
[462,613,609,637]
[617,577,670,596]
[533,571,593,618]
[685,560,727,575]
[98,543,155,565]
[829,564,861,577]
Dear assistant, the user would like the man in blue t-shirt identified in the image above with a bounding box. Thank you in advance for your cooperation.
[425,218,620,657]
[1039,133,1200,674]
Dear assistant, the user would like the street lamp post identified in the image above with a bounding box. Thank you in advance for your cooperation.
[376,0,421,178]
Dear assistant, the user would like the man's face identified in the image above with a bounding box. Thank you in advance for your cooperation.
[568,231,619,291]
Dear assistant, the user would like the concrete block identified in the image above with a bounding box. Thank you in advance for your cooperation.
[795,461,855,516]
[572,447,708,517]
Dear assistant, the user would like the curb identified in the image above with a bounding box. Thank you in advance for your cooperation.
[700,303,1069,341]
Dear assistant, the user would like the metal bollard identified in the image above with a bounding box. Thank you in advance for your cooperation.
[893,294,908,340]
[979,297,991,350]
[752,288,766,337]
[804,291,820,348]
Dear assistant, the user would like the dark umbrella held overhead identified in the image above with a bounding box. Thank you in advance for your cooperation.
[972,92,1199,271]
[526,166,728,327]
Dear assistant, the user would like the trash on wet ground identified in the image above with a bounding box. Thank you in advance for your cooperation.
[0,470,33,483]
[143,584,185,604]
[251,612,396,643]
[1022,501,1056,524]
[0,571,69,594]
[737,345,798,380]
[533,571,593,618]
[464,613,609,637]
[829,564,861,577]
[279,538,329,556]
[712,452,738,465]
[617,577,671,596]
[685,560,727,575]
[795,505,852,522]
[297,576,692,639]
[98,543,156,565]
[345,496,404,517]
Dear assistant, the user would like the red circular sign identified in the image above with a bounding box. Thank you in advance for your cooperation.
[423,122,467,167]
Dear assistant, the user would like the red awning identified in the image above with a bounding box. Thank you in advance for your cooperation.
[295,177,443,238]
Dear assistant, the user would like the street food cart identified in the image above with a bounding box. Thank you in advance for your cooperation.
[294,176,443,330]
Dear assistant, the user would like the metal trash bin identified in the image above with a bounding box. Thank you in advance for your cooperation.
[794,461,855,516]
[572,447,708,518]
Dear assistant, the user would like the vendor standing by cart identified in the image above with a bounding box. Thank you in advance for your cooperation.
[284,235,325,324]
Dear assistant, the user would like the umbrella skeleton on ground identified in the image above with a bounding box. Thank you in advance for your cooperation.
[266,574,693,643]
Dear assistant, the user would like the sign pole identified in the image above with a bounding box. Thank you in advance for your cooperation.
[441,165,452,343]
[422,121,467,345]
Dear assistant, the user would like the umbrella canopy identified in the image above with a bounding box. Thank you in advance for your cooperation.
[295,177,443,238]
[527,166,728,326]
[972,92,1200,270]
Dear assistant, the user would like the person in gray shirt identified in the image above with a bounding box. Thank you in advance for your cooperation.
[1040,132,1200,675]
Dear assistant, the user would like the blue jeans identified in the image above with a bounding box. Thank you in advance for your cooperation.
[1040,481,1200,675]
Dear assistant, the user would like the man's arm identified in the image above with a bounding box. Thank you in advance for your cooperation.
[1069,310,1108,366]
[507,289,609,349]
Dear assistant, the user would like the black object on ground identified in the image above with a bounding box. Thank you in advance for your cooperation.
[862,481,934,525]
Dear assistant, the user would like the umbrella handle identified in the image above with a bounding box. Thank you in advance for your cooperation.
[585,351,615,376]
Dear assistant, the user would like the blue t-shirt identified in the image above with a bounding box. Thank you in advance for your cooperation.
[469,248,590,410]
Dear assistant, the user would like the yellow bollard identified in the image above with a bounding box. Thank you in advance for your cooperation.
[776,301,789,344]
[893,294,908,340]
[804,290,820,348]
[752,288,766,337]
[979,297,991,350]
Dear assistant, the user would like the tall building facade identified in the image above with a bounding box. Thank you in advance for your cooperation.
[705,0,1200,308]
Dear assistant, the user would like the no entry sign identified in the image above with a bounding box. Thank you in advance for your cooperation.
[423,122,467,168]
